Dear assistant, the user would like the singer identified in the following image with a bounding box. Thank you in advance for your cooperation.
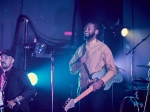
[0,49,36,112]
[69,22,117,112]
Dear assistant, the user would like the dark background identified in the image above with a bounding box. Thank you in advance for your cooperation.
[0,0,150,112]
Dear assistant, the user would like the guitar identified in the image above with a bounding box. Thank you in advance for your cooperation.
[64,71,123,112]
[92,70,123,90]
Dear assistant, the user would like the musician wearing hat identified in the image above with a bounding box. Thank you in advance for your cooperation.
[0,49,36,112]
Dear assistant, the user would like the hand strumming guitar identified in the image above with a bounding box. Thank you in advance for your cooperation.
[92,79,104,91]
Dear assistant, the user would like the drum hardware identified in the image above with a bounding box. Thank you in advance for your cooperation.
[120,96,140,112]
[135,89,150,102]
[125,34,150,111]
[120,95,150,112]
[126,34,150,85]
[138,102,144,108]
[136,63,150,68]
[136,65,150,68]
[136,63,150,112]
[120,62,150,112]
[134,79,150,84]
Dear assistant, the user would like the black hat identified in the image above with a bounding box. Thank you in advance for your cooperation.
[0,49,15,58]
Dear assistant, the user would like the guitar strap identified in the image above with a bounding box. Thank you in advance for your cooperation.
[82,43,92,80]
[83,64,92,80]
[0,67,13,106]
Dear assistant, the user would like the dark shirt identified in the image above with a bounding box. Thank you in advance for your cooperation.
[0,67,3,75]
[3,66,36,112]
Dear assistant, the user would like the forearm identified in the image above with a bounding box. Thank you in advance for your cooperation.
[69,61,80,74]
[102,47,117,84]
[101,70,116,84]
[21,88,36,100]
[12,95,25,105]
[16,95,25,101]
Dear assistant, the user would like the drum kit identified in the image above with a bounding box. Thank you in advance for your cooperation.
[120,62,150,112]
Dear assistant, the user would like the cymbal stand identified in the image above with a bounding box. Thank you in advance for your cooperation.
[126,34,150,90]
[143,67,150,112]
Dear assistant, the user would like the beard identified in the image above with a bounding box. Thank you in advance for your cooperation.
[1,62,9,69]
[83,32,95,40]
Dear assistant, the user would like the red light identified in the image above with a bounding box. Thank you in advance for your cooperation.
[64,32,72,36]
[64,32,76,36]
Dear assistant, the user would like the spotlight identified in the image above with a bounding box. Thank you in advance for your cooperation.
[27,72,38,85]
[121,28,129,37]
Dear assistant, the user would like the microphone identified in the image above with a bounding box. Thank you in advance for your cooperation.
[115,18,120,26]
[101,24,106,29]
[24,43,35,49]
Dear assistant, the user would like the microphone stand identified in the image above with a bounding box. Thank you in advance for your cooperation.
[23,19,29,72]
[101,25,106,43]
[126,34,150,90]
[50,51,54,112]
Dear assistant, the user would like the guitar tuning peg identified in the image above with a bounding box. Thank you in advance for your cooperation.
[64,97,70,104]
[65,101,68,105]
[66,98,70,102]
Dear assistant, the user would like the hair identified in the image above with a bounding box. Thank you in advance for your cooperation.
[87,22,100,31]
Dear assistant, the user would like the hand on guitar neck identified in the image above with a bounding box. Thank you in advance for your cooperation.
[91,79,104,91]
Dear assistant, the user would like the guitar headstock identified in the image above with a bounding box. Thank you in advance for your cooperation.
[63,98,75,112]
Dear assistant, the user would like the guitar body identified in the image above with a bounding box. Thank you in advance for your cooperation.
[64,67,123,112]
[104,72,123,90]
[92,69,123,90]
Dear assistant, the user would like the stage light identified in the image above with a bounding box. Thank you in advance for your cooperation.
[27,72,38,85]
[121,28,129,37]
[35,43,46,54]
[24,42,46,54]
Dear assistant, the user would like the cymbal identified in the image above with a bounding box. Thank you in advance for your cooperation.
[133,77,150,83]
[133,79,148,83]
[136,65,150,68]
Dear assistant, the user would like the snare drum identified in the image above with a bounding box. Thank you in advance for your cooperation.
[120,96,143,112]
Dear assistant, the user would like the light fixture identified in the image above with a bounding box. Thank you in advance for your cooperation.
[34,43,46,54]
[27,72,38,85]
[24,42,46,54]
[121,28,129,37]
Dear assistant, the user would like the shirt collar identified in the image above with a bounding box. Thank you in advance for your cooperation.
[86,38,97,47]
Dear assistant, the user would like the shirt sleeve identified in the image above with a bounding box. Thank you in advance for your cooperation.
[69,45,83,75]
[101,45,117,84]
[18,72,36,100]
[69,50,80,74]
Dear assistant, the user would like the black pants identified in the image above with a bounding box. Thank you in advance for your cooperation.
[4,107,30,112]
[4,100,30,112]
[79,87,108,112]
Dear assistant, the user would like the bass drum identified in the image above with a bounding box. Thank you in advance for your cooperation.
[120,96,143,112]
